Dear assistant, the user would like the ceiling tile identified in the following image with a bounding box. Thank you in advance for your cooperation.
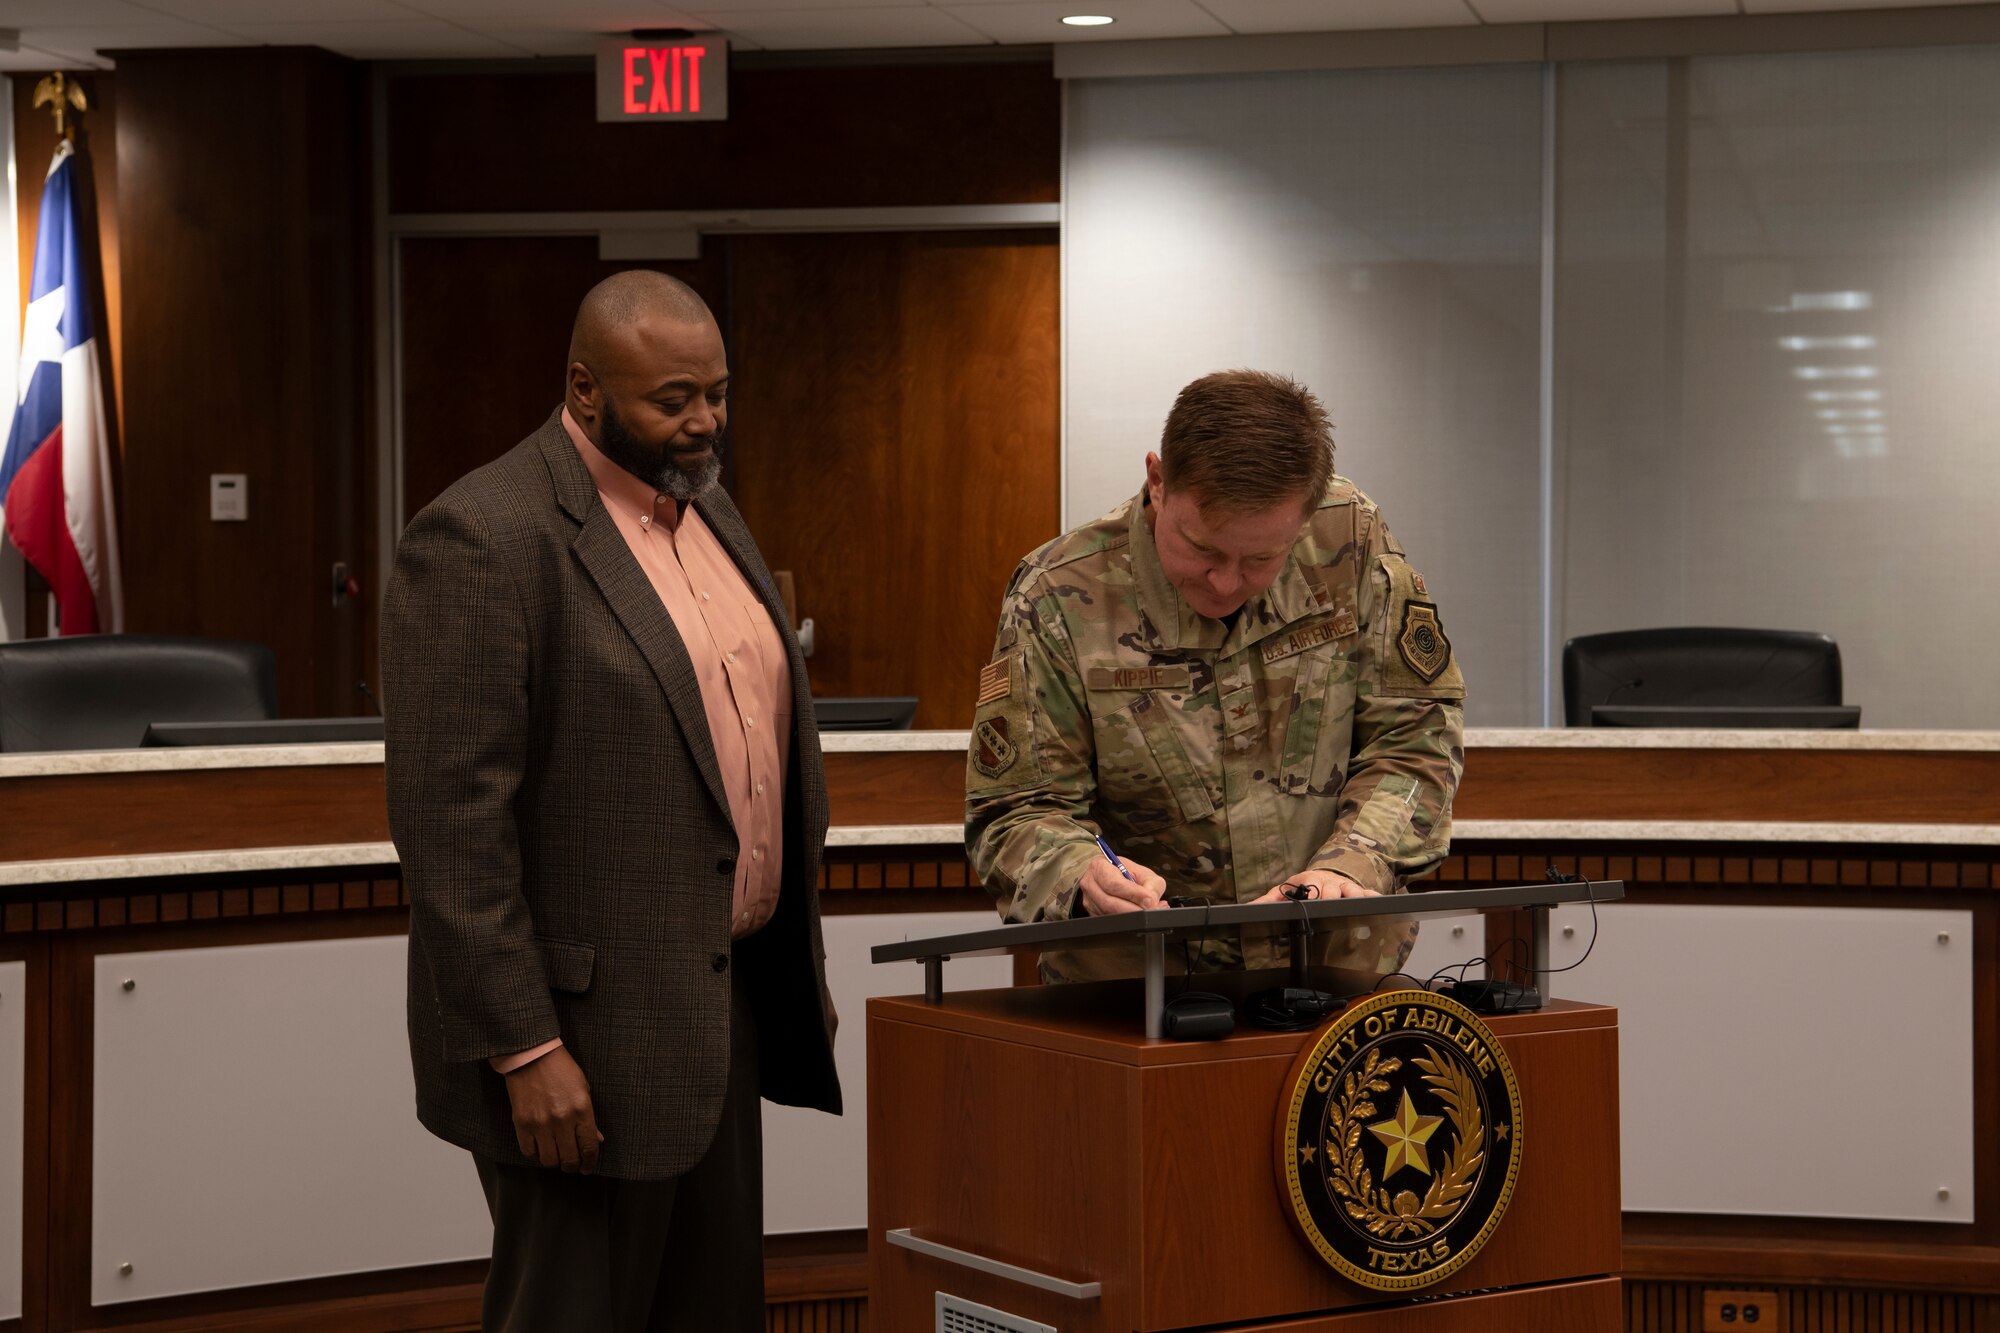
[5,0,159,24]
[695,5,990,47]
[131,0,410,21]
[1742,0,1987,10]
[395,0,703,22]
[210,17,519,55]
[1196,0,1477,32]
[945,0,1228,43]
[11,21,245,62]
[461,25,608,54]
[686,0,926,10]
[1468,0,1732,18]
[0,43,114,71]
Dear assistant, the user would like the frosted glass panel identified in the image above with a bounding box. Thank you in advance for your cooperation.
[1557,47,2000,728]
[1066,67,1547,725]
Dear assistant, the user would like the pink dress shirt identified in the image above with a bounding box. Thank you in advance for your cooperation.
[492,409,793,1075]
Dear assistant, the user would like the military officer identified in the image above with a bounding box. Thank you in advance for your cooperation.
[965,370,1465,983]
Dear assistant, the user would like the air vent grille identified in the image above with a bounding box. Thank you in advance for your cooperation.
[936,1291,1057,1333]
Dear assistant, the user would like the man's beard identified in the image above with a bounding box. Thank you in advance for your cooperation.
[597,398,725,502]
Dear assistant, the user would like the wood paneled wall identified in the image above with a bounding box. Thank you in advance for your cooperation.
[397,236,727,518]
[385,57,1059,214]
[728,230,1060,728]
[112,49,373,719]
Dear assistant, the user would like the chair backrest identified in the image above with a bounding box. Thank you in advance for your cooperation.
[0,635,278,752]
[1560,627,1842,727]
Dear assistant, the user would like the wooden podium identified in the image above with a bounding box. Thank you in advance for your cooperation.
[867,892,1624,1332]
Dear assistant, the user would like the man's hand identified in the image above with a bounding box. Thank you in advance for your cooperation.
[1250,869,1377,905]
[503,1046,604,1174]
[1078,854,1167,915]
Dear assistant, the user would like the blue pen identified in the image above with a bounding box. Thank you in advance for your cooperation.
[1094,835,1138,883]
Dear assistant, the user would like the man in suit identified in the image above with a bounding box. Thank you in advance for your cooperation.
[383,270,840,1332]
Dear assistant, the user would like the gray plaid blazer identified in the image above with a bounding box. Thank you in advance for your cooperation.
[383,408,841,1181]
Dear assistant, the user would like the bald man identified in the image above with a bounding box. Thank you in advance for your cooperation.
[383,271,841,1332]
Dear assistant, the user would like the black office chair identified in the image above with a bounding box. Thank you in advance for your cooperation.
[0,635,278,752]
[1561,628,1846,727]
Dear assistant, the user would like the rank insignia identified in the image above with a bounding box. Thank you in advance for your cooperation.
[973,717,1018,778]
[1275,990,1523,1292]
[1411,571,1427,596]
[1396,602,1451,684]
[977,658,1011,706]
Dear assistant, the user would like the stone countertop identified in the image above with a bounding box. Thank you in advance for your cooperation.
[5,728,1996,781]
[1,821,1990,888]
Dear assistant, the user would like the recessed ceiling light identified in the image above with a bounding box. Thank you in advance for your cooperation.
[1063,15,1116,25]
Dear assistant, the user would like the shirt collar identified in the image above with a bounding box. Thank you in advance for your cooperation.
[562,406,681,532]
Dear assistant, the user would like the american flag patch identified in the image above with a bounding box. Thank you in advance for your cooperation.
[977,658,1011,706]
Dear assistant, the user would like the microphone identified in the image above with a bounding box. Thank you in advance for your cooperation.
[356,680,382,717]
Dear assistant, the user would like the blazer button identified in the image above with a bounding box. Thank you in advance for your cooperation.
[712,954,730,973]
[716,856,736,876]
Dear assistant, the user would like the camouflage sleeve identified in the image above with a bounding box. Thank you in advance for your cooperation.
[1306,513,1467,896]
[964,568,1105,923]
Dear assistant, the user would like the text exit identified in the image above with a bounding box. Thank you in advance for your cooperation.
[596,36,730,122]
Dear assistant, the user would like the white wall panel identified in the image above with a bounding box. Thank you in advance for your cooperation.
[91,937,490,1305]
[1545,901,1973,1221]
[764,911,1013,1233]
[0,962,25,1321]
[1403,911,1486,987]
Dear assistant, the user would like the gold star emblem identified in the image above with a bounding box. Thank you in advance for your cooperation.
[1299,1143,1317,1164]
[1368,1090,1444,1179]
[1495,1122,1510,1142]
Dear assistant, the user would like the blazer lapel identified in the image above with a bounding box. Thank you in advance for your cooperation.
[538,416,736,833]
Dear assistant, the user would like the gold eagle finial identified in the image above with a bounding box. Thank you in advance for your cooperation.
[33,72,89,140]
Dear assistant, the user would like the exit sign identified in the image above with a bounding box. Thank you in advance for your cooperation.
[596,36,729,122]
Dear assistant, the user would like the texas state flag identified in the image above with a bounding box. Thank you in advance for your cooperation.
[0,140,123,636]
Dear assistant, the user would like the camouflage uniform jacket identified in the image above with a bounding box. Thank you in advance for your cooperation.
[965,480,1466,983]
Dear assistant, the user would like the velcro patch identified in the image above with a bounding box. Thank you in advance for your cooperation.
[1085,665,1192,692]
[977,658,1011,706]
[972,717,1019,778]
[1396,601,1452,683]
[1262,614,1356,665]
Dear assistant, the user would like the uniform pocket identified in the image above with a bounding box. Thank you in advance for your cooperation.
[1308,658,1360,795]
[1097,693,1216,832]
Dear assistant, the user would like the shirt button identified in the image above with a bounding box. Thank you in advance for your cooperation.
[638,515,650,526]
[746,716,755,728]
[655,495,667,506]
[752,848,763,862]
[756,781,765,796]
[726,652,736,664]
[701,591,712,601]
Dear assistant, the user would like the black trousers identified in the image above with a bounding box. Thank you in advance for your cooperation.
[474,967,764,1333]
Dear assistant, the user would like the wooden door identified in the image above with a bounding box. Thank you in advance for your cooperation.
[727,230,1060,729]
[397,236,727,518]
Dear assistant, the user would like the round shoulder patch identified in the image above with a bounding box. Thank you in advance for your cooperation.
[1273,990,1523,1292]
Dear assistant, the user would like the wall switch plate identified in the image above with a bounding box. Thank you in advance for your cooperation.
[1704,1290,1785,1331]
[210,474,248,522]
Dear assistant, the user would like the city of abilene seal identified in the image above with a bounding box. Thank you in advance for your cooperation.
[1274,989,1523,1293]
